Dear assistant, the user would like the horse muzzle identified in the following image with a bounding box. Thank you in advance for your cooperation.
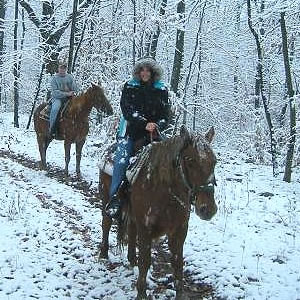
[195,201,217,221]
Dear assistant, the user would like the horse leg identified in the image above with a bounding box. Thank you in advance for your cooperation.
[127,218,137,266]
[99,208,112,259]
[99,175,112,259]
[75,140,85,177]
[37,135,50,169]
[64,142,71,175]
[136,229,151,299]
[167,224,188,300]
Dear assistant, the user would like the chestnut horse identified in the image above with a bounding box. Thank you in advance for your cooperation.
[34,83,113,176]
[99,126,217,299]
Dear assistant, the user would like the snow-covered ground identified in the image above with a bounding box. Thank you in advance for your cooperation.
[0,113,299,299]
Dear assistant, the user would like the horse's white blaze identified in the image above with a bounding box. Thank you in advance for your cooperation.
[207,172,215,184]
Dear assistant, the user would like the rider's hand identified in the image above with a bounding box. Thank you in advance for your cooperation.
[145,122,157,133]
[67,91,75,97]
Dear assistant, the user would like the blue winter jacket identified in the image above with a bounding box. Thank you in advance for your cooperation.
[118,79,170,141]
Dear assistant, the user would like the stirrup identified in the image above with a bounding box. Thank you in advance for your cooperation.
[105,198,121,219]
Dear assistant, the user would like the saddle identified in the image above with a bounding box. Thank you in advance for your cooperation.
[99,136,157,184]
[39,98,71,121]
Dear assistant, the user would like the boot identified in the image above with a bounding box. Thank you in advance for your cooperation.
[105,195,121,219]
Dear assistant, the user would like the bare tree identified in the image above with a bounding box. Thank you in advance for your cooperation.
[0,0,6,105]
[148,0,167,59]
[247,0,278,175]
[132,0,137,64]
[253,0,265,109]
[182,0,207,126]
[68,0,79,72]
[280,11,296,182]
[13,0,19,127]
[170,0,185,95]
[19,0,95,74]
[13,3,26,127]
[233,0,242,102]
[72,0,99,73]
[26,64,45,130]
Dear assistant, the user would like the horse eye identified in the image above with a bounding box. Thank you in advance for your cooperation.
[184,156,193,161]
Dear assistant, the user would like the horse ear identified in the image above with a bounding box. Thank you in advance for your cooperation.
[91,82,96,88]
[205,126,215,144]
[180,125,190,141]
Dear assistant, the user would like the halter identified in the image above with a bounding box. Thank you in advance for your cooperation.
[178,152,215,204]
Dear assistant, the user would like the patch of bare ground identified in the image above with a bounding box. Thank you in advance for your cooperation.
[151,238,219,300]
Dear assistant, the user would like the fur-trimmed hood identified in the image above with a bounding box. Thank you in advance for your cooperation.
[132,58,163,82]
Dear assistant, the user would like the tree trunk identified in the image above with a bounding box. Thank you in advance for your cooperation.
[132,0,137,64]
[182,1,206,126]
[233,1,241,102]
[194,3,207,97]
[170,0,185,95]
[68,0,78,72]
[27,64,45,130]
[13,0,19,127]
[0,0,6,105]
[149,0,167,59]
[72,1,98,72]
[280,12,296,182]
[19,0,94,74]
[280,34,295,125]
[253,0,265,109]
[247,0,278,175]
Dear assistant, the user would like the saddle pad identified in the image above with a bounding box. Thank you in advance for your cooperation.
[39,105,50,120]
[39,99,71,120]
[99,143,152,185]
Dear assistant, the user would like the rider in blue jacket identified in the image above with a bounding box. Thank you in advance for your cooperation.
[106,57,171,218]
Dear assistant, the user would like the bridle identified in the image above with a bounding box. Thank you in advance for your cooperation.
[177,149,216,204]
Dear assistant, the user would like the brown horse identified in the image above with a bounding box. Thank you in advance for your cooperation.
[34,83,113,176]
[99,126,217,299]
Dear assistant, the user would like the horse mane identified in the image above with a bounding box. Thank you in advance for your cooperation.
[145,134,187,188]
[68,85,96,113]
[137,131,213,189]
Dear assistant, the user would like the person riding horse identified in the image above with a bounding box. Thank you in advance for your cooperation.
[105,57,171,219]
[49,61,79,137]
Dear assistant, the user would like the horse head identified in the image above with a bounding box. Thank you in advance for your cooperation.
[89,82,113,116]
[179,126,217,221]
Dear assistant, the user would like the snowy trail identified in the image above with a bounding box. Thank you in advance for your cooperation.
[0,151,217,299]
[1,119,300,300]
[0,156,140,299]
[0,148,99,205]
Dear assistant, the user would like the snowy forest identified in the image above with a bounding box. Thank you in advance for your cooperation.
[0,1,300,299]
[0,0,299,182]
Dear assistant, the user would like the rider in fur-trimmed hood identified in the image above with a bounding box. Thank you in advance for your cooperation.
[132,57,163,82]
[105,57,171,219]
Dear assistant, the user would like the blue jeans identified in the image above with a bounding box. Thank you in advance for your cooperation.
[109,137,134,198]
[49,98,63,134]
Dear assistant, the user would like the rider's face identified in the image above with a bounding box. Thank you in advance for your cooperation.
[58,65,67,76]
[140,67,151,83]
